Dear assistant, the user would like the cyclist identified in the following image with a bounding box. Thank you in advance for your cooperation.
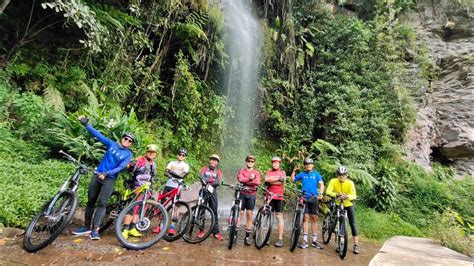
[197,154,223,240]
[264,156,286,247]
[325,166,360,254]
[157,148,190,235]
[236,154,261,246]
[121,144,158,239]
[73,116,134,240]
[290,157,324,249]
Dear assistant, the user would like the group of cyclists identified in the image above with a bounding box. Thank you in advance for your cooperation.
[71,116,360,255]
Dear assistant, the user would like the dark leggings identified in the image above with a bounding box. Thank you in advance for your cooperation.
[208,191,219,234]
[344,205,359,236]
[85,174,116,229]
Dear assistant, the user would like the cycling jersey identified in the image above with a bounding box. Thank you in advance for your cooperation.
[165,160,189,188]
[325,178,356,207]
[294,170,323,198]
[129,156,156,188]
[86,125,132,179]
[199,166,222,187]
[236,168,261,195]
[265,169,286,200]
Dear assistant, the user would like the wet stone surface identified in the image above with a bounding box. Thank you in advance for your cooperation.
[0,224,381,265]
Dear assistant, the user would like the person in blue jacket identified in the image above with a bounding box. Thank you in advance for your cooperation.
[72,116,134,240]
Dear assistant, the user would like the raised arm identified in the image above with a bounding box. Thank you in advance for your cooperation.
[85,124,114,148]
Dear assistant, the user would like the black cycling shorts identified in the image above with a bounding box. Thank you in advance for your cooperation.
[239,194,256,211]
[270,199,284,213]
[304,197,319,215]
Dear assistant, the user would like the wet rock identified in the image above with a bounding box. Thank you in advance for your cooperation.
[403,0,473,177]
[0,227,24,238]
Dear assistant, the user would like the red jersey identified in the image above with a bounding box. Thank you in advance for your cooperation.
[265,169,286,200]
[236,168,261,195]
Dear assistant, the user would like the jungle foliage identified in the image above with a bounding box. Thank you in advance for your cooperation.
[0,0,472,255]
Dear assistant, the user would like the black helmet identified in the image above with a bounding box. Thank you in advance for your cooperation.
[122,132,136,143]
[336,166,348,176]
[178,148,187,155]
[303,157,314,165]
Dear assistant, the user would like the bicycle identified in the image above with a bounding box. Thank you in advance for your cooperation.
[181,176,216,244]
[155,177,191,242]
[252,186,282,249]
[114,182,169,250]
[321,195,349,259]
[221,183,252,250]
[23,150,90,253]
[289,191,306,252]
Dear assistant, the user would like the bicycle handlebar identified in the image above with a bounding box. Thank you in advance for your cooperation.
[221,183,254,192]
[59,150,89,170]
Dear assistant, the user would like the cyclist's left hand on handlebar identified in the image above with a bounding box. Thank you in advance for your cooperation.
[317,194,323,200]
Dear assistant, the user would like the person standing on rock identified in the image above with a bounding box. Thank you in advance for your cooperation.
[264,156,287,247]
[198,154,223,240]
[326,166,360,254]
[291,157,324,249]
[236,154,261,246]
[72,116,134,240]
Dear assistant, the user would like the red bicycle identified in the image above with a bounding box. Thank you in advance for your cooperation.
[155,177,192,242]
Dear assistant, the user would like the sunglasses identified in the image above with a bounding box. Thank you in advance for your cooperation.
[246,160,255,163]
[178,153,186,157]
[123,137,133,143]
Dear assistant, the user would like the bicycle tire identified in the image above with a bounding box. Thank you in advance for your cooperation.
[338,219,348,259]
[322,213,333,244]
[23,190,77,252]
[289,208,303,252]
[183,205,215,244]
[228,206,239,250]
[254,209,273,249]
[164,200,191,242]
[114,199,169,250]
[99,191,122,233]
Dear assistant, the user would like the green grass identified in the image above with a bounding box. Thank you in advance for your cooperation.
[357,204,423,240]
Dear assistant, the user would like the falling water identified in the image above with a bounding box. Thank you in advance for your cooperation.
[218,0,263,214]
[220,0,262,172]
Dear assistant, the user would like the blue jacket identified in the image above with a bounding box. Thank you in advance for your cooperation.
[294,170,323,198]
[86,125,132,179]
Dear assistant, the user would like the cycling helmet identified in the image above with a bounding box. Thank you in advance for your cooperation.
[245,154,256,162]
[178,148,187,155]
[271,156,282,162]
[336,166,348,176]
[210,154,220,162]
[303,157,314,165]
[122,132,136,143]
[146,144,158,153]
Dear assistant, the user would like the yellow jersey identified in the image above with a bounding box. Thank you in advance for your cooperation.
[325,178,356,207]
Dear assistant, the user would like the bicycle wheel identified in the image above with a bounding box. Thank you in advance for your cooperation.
[115,200,169,250]
[338,219,348,259]
[322,213,333,244]
[99,191,121,233]
[183,205,215,244]
[254,209,273,249]
[289,208,303,252]
[228,206,239,250]
[164,200,191,242]
[23,190,77,252]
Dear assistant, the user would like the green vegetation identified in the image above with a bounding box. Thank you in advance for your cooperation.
[0,0,472,255]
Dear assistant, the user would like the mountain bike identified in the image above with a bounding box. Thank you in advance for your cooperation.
[321,196,349,259]
[252,186,282,249]
[114,182,169,250]
[181,176,216,244]
[289,191,306,252]
[155,177,191,242]
[23,150,90,253]
[221,183,252,250]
